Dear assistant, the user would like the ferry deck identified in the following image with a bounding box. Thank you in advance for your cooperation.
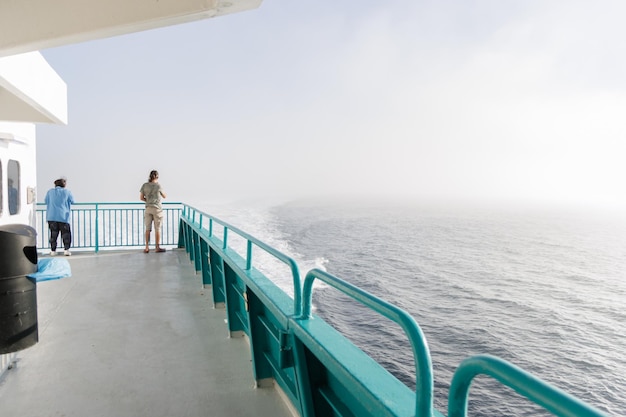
[0,3,615,417]
[0,249,294,417]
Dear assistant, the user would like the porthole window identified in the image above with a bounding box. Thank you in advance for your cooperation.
[8,160,20,215]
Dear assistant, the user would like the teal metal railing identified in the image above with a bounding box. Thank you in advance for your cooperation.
[36,202,183,252]
[183,205,302,314]
[300,268,435,417]
[179,203,610,417]
[448,355,606,417]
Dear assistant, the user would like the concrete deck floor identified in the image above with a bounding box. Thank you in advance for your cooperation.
[0,249,295,417]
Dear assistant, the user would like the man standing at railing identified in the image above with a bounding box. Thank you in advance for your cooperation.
[45,177,75,256]
[140,170,167,253]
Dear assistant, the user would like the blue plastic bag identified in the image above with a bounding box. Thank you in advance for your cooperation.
[26,258,72,282]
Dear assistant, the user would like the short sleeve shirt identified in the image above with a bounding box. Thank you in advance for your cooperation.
[140,182,163,209]
[45,187,75,223]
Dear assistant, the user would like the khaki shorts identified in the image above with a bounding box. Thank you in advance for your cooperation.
[144,206,164,231]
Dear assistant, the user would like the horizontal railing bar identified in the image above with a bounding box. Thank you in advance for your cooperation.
[49,202,185,206]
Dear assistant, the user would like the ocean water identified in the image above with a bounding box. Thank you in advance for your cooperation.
[201,200,626,416]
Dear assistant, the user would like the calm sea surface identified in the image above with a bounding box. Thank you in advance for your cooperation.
[205,200,626,416]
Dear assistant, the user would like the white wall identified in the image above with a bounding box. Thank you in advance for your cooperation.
[0,122,37,227]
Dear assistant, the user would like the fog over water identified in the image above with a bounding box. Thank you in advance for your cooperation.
[34,1,626,211]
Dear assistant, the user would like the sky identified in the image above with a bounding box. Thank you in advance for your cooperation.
[36,0,626,210]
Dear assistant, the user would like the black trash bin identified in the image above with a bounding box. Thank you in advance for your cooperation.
[0,224,38,354]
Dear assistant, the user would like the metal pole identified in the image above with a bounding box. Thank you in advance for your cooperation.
[95,203,99,253]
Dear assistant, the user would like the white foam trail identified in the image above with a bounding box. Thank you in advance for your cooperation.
[192,200,326,297]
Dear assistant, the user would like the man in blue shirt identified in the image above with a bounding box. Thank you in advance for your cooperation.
[45,177,75,256]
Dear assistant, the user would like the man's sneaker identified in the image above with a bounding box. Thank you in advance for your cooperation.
[64,250,71,256]
[50,251,57,256]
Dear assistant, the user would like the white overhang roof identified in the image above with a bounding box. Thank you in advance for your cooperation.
[0,52,68,125]
[0,0,262,125]
[0,0,262,58]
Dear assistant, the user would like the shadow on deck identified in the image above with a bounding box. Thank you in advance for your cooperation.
[0,249,294,417]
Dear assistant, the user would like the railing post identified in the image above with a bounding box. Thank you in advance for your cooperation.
[246,241,252,270]
[95,203,99,253]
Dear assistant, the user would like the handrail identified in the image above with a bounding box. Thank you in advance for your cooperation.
[182,204,302,316]
[300,268,435,417]
[39,202,184,206]
[36,202,182,252]
[448,355,609,417]
[179,204,610,417]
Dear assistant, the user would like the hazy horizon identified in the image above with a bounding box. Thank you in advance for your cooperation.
[35,1,626,212]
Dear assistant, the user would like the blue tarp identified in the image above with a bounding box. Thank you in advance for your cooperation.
[27,258,72,282]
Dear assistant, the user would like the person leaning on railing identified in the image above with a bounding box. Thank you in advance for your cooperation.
[45,177,75,256]
[139,170,167,253]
